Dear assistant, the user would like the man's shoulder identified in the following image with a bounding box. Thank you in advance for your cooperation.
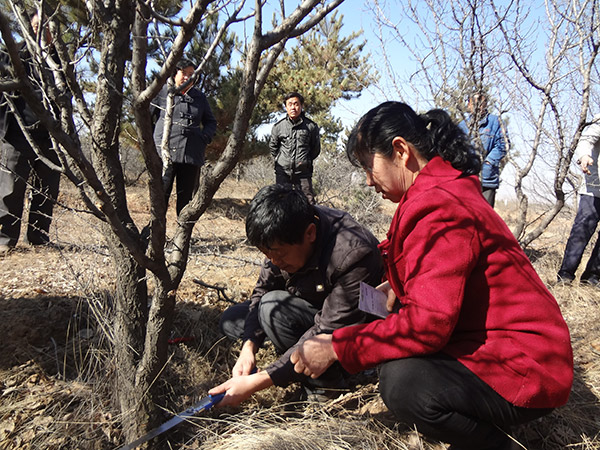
[316,206,378,247]
[302,115,319,129]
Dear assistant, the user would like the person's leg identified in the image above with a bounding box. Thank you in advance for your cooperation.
[378,354,552,450]
[26,139,60,245]
[256,290,318,353]
[161,162,175,209]
[219,300,251,340]
[298,176,316,205]
[481,187,496,208]
[0,137,32,247]
[580,196,600,282]
[174,163,200,215]
[219,293,318,349]
[274,164,292,186]
[558,195,599,281]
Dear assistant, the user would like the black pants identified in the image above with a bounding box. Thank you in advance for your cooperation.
[162,162,200,216]
[220,290,345,388]
[482,187,496,208]
[379,354,552,449]
[558,194,600,281]
[0,132,60,246]
[274,165,316,205]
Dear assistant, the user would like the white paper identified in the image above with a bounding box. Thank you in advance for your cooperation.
[359,282,389,318]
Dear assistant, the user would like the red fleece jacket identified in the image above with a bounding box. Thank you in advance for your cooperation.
[333,157,573,408]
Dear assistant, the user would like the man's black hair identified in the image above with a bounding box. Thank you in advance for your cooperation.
[246,184,315,249]
[284,92,304,105]
[175,58,195,71]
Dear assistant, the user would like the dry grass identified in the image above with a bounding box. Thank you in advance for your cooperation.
[0,177,599,449]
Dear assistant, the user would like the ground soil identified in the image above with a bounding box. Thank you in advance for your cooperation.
[0,178,599,449]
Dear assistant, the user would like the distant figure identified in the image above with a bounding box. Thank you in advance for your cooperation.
[291,102,573,450]
[0,12,62,253]
[269,92,320,204]
[151,58,217,215]
[210,184,383,405]
[557,114,600,285]
[459,92,508,207]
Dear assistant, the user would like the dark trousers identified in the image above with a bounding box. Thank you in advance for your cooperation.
[0,133,60,246]
[274,165,316,205]
[162,162,200,216]
[558,194,600,280]
[220,290,345,388]
[482,187,496,208]
[379,354,552,449]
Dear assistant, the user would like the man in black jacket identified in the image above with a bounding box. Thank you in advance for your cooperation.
[151,58,217,215]
[0,12,61,253]
[269,92,320,204]
[210,184,383,405]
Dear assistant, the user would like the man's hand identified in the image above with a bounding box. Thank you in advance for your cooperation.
[208,371,272,407]
[232,340,257,377]
[578,155,594,175]
[290,334,337,379]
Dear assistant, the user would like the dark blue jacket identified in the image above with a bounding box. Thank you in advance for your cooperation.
[151,85,217,166]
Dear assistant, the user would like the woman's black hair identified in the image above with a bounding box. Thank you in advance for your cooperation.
[346,101,481,176]
[246,184,315,249]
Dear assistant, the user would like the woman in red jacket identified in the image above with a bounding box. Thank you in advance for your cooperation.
[291,102,573,449]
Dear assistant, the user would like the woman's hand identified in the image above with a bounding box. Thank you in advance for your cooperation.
[290,334,337,379]
[208,371,272,407]
[377,281,397,313]
[232,340,257,377]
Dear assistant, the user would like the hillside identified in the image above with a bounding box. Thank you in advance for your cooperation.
[0,178,598,449]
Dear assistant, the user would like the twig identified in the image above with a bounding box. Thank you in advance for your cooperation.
[192,278,235,304]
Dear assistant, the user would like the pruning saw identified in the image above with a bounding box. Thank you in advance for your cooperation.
[117,392,225,450]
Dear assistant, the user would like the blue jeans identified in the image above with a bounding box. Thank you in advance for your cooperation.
[379,354,552,449]
[558,194,600,280]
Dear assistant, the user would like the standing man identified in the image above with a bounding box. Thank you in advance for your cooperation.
[151,58,217,216]
[210,184,383,404]
[459,93,508,207]
[269,92,320,204]
[0,12,62,253]
[557,114,600,285]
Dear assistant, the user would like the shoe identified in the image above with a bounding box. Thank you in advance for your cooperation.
[580,275,600,287]
[556,271,574,285]
[302,379,349,403]
[0,244,14,256]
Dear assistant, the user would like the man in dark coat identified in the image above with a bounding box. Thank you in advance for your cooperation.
[0,12,61,253]
[151,58,217,215]
[269,92,320,204]
[211,184,383,404]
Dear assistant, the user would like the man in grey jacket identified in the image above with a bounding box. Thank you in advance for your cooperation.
[269,92,320,204]
[211,184,383,405]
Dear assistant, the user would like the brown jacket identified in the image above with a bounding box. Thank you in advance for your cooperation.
[243,205,384,386]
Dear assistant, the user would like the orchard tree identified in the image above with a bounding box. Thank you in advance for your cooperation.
[370,0,599,246]
[0,0,345,446]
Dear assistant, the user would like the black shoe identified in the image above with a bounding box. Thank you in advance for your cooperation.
[581,275,600,287]
[556,271,575,284]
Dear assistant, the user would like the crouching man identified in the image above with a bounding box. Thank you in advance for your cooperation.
[210,183,383,406]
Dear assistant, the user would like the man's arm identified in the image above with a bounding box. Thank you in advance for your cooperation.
[310,122,321,160]
[575,115,600,173]
[200,94,217,142]
[269,122,281,158]
[485,116,507,166]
